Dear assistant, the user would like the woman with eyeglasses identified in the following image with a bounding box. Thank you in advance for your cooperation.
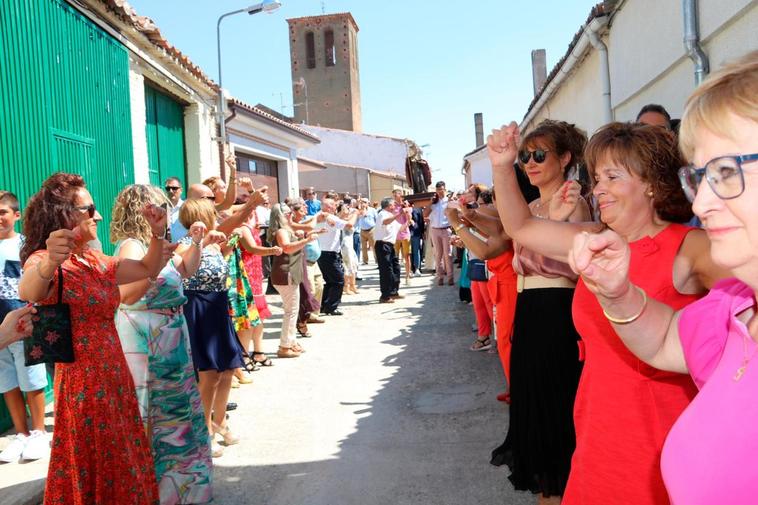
[490,115,730,504]
[486,120,589,504]
[18,173,177,504]
[569,50,758,504]
[110,184,213,504]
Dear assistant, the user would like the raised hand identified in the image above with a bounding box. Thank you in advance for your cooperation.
[487,122,520,170]
[188,221,207,244]
[248,186,269,208]
[568,229,632,300]
[45,229,77,266]
[141,203,168,238]
[549,180,582,222]
[238,176,254,192]
[203,230,227,247]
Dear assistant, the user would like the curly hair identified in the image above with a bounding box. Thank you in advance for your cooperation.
[20,173,87,264]
[585,122,692,223]
[519,119,587,177]
[110,185,170,246]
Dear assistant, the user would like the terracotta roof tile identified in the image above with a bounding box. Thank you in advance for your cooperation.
[228,99,320,142]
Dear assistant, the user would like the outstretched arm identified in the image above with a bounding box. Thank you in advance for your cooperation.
[569,229,687,373]
[490,122,599,263]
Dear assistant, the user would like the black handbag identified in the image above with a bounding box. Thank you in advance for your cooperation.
[24,266,74,365]
[467,258,489,282]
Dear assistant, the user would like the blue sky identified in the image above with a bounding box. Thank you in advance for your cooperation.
[129,0,598,188]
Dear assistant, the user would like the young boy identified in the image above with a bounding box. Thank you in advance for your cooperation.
[0,191,48,462]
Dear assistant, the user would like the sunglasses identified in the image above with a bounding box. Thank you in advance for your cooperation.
[678,153,758,202]
[165,186,181,191]
[202,196,216,201]
[73,204,96,218]
[518,149,551,164]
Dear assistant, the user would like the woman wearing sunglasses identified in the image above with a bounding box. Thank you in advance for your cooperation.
[570,51,758,504]
[490,113,731,503]
[488,120,589,504]
[18,173,177,504]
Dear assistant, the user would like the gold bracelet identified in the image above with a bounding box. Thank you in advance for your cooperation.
[454,223,467,233]
[602,286,647,324]
[36,262,54,282]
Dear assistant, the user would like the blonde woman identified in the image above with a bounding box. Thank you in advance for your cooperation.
[268,204,320,358]
[111,184,213,504]
[177,199,240,458]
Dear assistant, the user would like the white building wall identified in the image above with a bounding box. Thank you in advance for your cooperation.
[299,126,409,176]
[299,164,371,196]
[185,101,218,183]
[127,59,150,184]
[522,0,757,136]
[465,148,493,188]
[527,49,607,136]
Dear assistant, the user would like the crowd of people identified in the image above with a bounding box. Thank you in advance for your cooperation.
[0,49,755,505]
[443,50,757,505]
[0,143,446,503]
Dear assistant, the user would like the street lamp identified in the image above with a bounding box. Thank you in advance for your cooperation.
[216,0,282,144]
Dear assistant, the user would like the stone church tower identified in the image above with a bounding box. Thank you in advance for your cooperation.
[287,13,362,132]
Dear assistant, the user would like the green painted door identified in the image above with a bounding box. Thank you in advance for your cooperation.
[0,0,134,431]
[145,84,187,188]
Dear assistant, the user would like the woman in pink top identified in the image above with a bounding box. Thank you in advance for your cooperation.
[570,50,758,504]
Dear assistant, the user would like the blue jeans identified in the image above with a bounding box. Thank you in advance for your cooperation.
[410,235,422,273]
[352,231,361,259]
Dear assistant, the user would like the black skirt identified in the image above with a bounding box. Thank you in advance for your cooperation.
[490,287,583,497]
[184,290,244,372]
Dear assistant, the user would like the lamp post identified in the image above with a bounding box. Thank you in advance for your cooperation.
[294,77,309,124]
[216,0,282,144]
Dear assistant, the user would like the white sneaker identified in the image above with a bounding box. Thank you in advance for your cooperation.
[0,433,28,463]
[21,430,49,461]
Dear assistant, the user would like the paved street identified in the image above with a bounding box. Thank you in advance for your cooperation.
[213,263,534,505]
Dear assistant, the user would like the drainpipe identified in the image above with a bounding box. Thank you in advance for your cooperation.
[587,17,613,125]
[220,106,238,180]
[682,0,709,85]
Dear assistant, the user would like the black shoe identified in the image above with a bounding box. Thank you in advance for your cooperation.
[325,310,344,316]
[226,402,238,411]
[355,277,363,281]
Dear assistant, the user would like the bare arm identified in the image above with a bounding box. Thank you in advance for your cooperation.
[490,123,599,262]
[216,189,266,236]
[215,155,238,212]
[569,228,688,373]
[276,229,316,254]
[674,229,733,293]
[116,239,154,305]
[238,225,281,256]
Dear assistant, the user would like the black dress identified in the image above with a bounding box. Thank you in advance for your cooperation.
[490,286,583,497]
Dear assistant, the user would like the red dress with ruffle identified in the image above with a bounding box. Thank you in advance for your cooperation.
[26,250,159,505]
[241,220,271,320]
[564,224,700,505]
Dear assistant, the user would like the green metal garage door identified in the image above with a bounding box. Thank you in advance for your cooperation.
[0,0,134,432]
[145,84,187,188]
[0,0,134,253]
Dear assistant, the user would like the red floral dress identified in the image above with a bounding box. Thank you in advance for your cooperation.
[241,220,271,320]
[26,250,159,505]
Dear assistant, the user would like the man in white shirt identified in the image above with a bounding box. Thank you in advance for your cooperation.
[374,197,404,303]
[315,198,354,315]
[164,177,187,242]
[423,181,454,286]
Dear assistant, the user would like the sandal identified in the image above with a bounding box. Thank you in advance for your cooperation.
[252,351,273,367]
[296,322,312,338]
[469,336,492,352]
[291,342,305,353]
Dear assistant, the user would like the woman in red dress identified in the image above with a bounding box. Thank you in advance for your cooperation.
[490,122,729,504]
[19,173,175,505]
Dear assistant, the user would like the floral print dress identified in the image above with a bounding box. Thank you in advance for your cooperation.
[25,249,159,505]
[114,240,212,504]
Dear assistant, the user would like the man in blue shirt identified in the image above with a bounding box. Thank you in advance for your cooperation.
[357,198,377,264]
[304,187,321,216]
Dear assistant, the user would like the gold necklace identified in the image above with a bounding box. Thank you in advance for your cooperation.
[734,312,758,381]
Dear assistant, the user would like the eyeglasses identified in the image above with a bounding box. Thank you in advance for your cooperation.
[73,204,96,218]
[678,153,758,202]
[165,186,181,192]
[518,149,550,164]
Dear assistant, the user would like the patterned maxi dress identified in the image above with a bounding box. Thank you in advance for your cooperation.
[25,250,159,505]
[114,240,213,505]
[241,221,271,320]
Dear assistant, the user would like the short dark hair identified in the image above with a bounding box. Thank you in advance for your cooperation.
[636,104,671,123]
[435,181,446,188]
[380,197,393,210]
[0,191,20,212]
[164,177,181,186]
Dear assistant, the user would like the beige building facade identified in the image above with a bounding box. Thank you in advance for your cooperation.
[522,0,758,136]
